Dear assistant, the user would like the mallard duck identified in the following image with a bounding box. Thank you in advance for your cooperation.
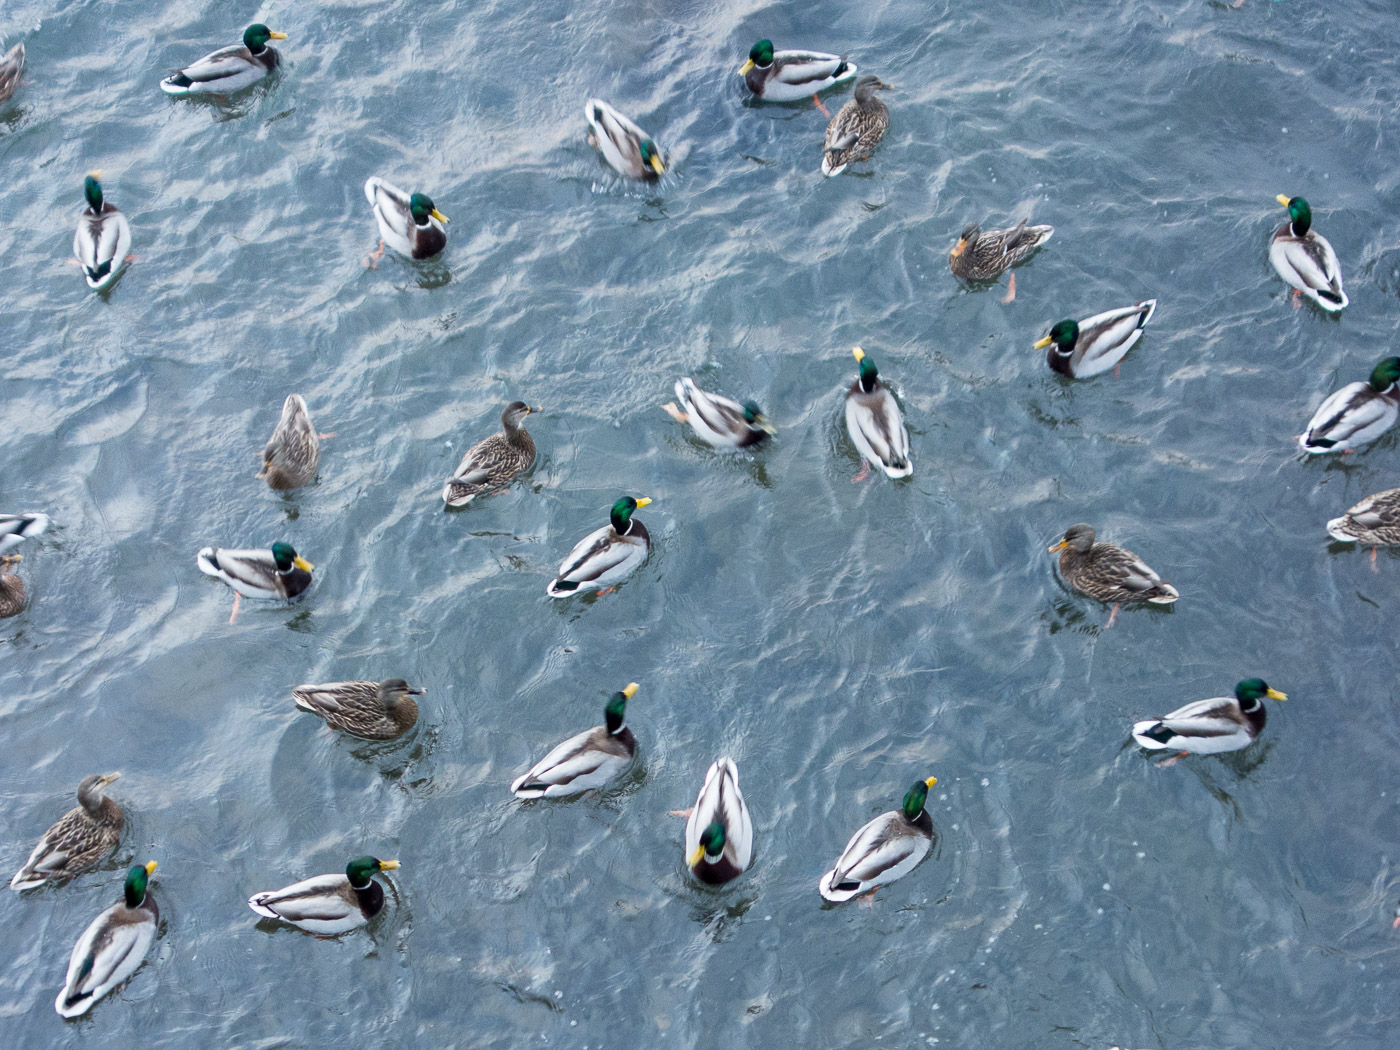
[821,75,889,176]
[585,99,665,181]
[1034,300,1157,379]
[845,347,911,478]
[73,173,131,292]
[1270,195,1347,311]
[442,402,536,506]
[293,679,424,740]
[1132,679,1286,757]
[0,554,25,618]
[0,42,24,106]
[248,856,399,935]
[738,39,856,102]
[260,394,320,490]
[55,862,158,1018]
[685,758,753,885]
[1049,524,1179,618]
[0,512,48,555]
[11,773,123,890]
[1300,357,1400,454]
[1328,489,1400,565]
[196,541,313,622]
[663,378,775,449]
[819,776,938,902]
[546,497,653,597]
[949,220,1054,281]
[159,24,287,96]
[364,178,448,261]
[510,684,638,798]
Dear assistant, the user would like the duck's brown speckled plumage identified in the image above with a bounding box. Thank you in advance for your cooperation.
[821,75,889,176]
[11,774,123,890]
[260,394,320,490]
[443,402,536,506]
[1328,488,1400,547]
[0,554,26,618]
[1050,523,1179,606]
[293,679,424,740]
[949,220,1054,281]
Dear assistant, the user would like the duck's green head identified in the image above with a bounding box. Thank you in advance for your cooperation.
[739,39,776,75]
[688,822,726,868]
[605,682,639,734]
[1369,357,1400,392]
[270,542,314,574]
[852,346,880,391]
[639,139,665,176]
[244,24,288,53]
[409,192,449,227]
[1276,194,1312,236]
[742,400,777,434]
[83,172,104,211]
[901,776,938,821]
[609,496,652,533]
[1034,320,1079,353]
[124,860,157,908]
[346,856,399,889]
[1235,678,1287,712]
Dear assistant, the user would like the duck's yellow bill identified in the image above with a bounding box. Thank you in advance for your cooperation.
[950,238,967,258]
[293,556,314,572]
[102,771,122,784]
[144,860,158,874]
[852,346,865,362]
[622,682,640,699]
[738,59,755,76]
[1033,335,1053,350]
[88,169,103,180]
[634,497,653,508]
[687,844,706,868]
[1,554,20,565]
[270,31,289,40]
[380,860,401,871]
[1266,688,1288,701]
[649,154,665,175]
[1275,194,1292,207]
[1048,538,1069,553]
[757,418,777,435]
[924,776,938,788]
[430,208,449,223]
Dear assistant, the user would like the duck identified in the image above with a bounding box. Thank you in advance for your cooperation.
[819,777,938,902]
[364,177,448,261]
[1327,488,1400,566]
[1132,679,1287,757]
[55,862,158,1018]
[73,173,131,292]
[1299,357,1400,455]
[546,497,653,597]
[443,401,536,506]
[1034,300,1157,379]
[738,39,857,103]
[0,42,24,106]
[585,99,665,181]
[196,541,313,622]
[510,684,638,798]
[0,512,48,555]
[293,679,424,740]
[821,75,889,176]
[260,394,321,490]
[1049,523,1179,621]
[662,378,775,449]
[248,856,399,935]
[845,347,911,478]
[949,220,1054,281]
[159,24,287,96]
[684,758,753,885]
[1270,195,1347,311]
[0,554,25,618]
[11,773,123,890]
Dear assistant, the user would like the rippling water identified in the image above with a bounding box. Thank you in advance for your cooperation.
[4,0,1400,1046]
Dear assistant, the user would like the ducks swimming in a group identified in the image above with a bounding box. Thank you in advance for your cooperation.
[11,773,123,890]
[442,401,536,506]
[160,24,287,96]
[55,862,158,1018]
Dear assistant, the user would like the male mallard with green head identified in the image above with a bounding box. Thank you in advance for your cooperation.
[73,173,131,292]
[585,100,665,181]
[511,684,639,798]
[820,776,938,902]
[55,862,159,1017]
[1034,301,1156,379]
[546,497,653,597]
[738,38,856,104]
[249,856,400,935]
[1132,679,1287,762]
[1300,357,1400,454]
[1270,195,1346,311]
[196,541,314,622]
[365,178,448,263]
[160,24,287,96]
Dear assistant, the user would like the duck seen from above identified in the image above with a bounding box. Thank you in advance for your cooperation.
[1299,356,1400,455]
[585,100,665,181]
[365,178,448,263]
[160,24,287,96]
[949,219,1053,302]
[1049,523,1178,627]
[55,862,159,1018]
[845,347,911,480]
[259,394,324,490]
[0,554,27,618]
[738,38,856,104]
[0,42,24,106]
[1269,194,1346,311]
[0,512,48,555]
[821,75,890,176]
[1132,679,1287,763]
[1034,300,1157,379]
[73,173,132,292]
[11,773,123,890]
[293,679,425,741]
[546,497,653,597]
[511,683,639,798]
[196,541,314,622]
[820,776,939,903]
[684,758,754,885]
[248,856,400,935]
[443,401,536,506]
[1327,488,1400,569]
[662,378,775,449]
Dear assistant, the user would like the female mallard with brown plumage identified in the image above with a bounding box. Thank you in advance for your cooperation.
[11,773,123,890]
[443,402,536,506]
[1049,523,1178,626]
[293,679,425,740]
[1328,488,1400,568]
[260,394,322,490]
[821,75,889,176]
[948,219,1053,302]
[0,554,26,618]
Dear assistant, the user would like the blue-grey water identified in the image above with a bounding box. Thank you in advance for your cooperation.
[3,0,1400,1046]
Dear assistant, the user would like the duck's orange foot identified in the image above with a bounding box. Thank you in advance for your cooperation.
[1104,603,1121,629]
[364,240,385,269]
[858,886,879,908]
[669,809,693,818]
[228,592,242,624]
[812,94,831,118]
[1156,751,1190,769]
[1001,272,1017,303]
[595,586,618,596]
[852,462,871,484]
[661,402,689,424]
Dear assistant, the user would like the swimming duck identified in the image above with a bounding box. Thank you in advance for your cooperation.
[0,554,25,618]
[821,75,889,176]
[663,378,775,449]
[1132,679,1286,757]
[819,776,938,902]
[160,24,287,96]
[196,541,313,622]
[73,174,131,292]
[11,773,123,890]
[1270,195,1347,311]
[0,42,24,105]
[248,856,399,935]
[738,39,857,102]
[685,758,753,885]
[443,402,536,506]
[585,100,665,181]
[260,394,320,490]
[511,684,638,798]
[0,512,48,555]
[1034,300,1157,379]
[546,497,653,597]
[1049,524,1179,619]
[293,679,424,740]
[1327,488,1400,566]
[364,178,448,262]
[1299,357,1400,455]
[845,347,911,478]
[55,862,158,1018]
